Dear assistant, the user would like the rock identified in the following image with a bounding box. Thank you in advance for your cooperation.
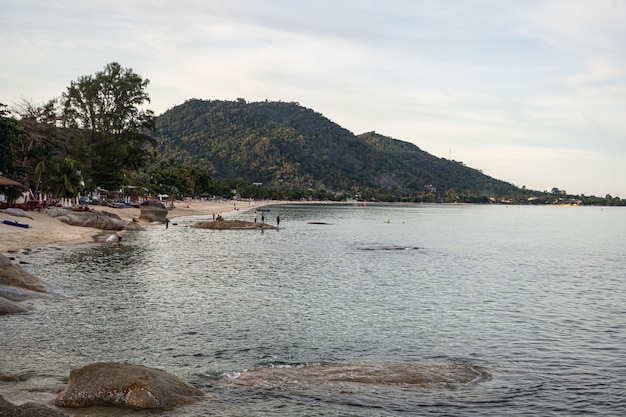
[0,254,48,293]
[0,395,68,417]
[124,221,146,231]
[192,220,278,230]
[43,208,71,218]
[0,373,22,382]
[0,296,28,315]
[139,200,168,222]
[225,361,489,390]
[52,211,126,231]
[2,208,34,220]
[0,254,52,314]
[0,284,50,302]
[54,362,204,409]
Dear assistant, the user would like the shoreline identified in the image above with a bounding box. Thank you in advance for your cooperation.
[0,199,283,255]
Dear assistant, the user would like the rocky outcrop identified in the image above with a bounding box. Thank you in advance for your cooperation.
[0,254,47,293]
[54,362,204,409]
[0,254,50,315]
[0,395,68,417]
[192,220,278,230]
[139,200,168,223]
[46,208,126,231]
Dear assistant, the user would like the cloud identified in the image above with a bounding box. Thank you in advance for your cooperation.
[1,0,625,196]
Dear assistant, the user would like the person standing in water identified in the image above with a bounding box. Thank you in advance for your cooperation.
[115,231,123,247]
[276,215,280,228]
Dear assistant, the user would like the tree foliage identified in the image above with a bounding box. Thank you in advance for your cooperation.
[62,62,157,190]
[153,99,522,200]
[0,103,26,178]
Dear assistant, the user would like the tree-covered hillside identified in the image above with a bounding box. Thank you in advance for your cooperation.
[153,99,521,201]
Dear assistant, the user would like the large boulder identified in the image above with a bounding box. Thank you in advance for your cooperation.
[47,209,126,231]
[0,254,47,293]
[0,395,68,417]
[54,362,204,409]
[0,254,51,314]
[139,200,168,222]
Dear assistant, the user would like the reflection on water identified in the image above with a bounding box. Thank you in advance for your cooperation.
[1,204,626,416]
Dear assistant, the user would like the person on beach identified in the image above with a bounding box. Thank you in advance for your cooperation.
[277,215,280,228]
[254,212,257,222]
[165,219,170,229]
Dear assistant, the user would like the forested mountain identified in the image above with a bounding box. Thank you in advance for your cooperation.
[153,99,521,201]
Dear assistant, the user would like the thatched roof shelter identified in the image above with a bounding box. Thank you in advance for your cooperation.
[0,175,22,187]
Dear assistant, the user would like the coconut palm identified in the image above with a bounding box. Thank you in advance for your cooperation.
[43,157,83,198]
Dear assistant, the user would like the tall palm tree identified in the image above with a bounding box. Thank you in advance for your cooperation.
[44,157,83,198]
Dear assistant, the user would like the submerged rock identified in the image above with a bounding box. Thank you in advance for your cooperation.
[226,361,488,390]
[54,362,205,409]
[192,220,278,230]
[0,394,68,417]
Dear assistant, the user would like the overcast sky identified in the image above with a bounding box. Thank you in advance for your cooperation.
[2,0,625,197]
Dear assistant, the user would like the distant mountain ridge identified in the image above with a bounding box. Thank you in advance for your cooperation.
[153,99,520,199]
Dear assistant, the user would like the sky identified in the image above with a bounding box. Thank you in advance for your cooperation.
[2,0,625,197]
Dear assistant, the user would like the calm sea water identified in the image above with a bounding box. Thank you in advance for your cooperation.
[1,203,625,416]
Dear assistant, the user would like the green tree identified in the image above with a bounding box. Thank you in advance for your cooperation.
[62,62,156,190]
[43,157,83,198]
[0,103,25,177]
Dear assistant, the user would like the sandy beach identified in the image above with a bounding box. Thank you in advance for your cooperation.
[0,199,275,254]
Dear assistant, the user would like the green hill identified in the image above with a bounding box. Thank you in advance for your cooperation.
[153,99,521,200]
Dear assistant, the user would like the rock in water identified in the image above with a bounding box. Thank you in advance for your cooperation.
[54,362,204,409]
[0,254,48,293]
[0,295,28,315]
[139,200,168,222]
[0,395,68,417]
[0,254,52,314]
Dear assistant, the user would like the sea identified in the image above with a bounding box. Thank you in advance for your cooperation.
[1,203,625,416]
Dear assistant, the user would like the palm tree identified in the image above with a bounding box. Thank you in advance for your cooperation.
[43,157,83,198]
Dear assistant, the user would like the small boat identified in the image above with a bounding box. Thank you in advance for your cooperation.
[2,219,31,228]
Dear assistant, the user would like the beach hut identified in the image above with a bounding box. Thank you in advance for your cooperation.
[0,175,21,187]
[0,175,22,206]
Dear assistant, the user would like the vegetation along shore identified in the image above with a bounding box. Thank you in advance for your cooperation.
[1,62,623,210]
